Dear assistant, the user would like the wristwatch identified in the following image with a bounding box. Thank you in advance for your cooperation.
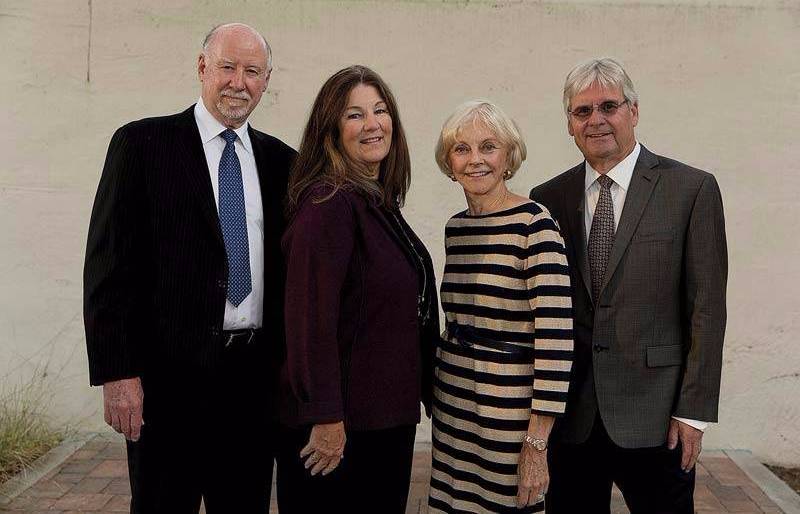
[524,434,548,451]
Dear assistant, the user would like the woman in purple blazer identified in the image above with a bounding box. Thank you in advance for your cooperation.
[275,65,439,513]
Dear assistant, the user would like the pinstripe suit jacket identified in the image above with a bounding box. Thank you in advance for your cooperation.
[530,145,727,448]
[83,106,295,390]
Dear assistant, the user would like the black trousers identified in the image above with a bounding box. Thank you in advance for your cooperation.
[125,340,276,514]
[276,424,416,514]
[546,415,695,514]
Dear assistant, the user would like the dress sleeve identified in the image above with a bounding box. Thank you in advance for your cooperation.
[283,190,355,425]
[525,206,574,416]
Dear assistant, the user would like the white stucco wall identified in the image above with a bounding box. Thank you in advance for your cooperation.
[1,0,798,465]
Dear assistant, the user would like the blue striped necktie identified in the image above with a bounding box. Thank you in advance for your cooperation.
[218,129,252,306]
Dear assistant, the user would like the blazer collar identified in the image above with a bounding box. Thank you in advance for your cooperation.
[364,200,422,270]
[562,163,593,300]
[563,145,661,302]
[599,145,661,298]
[173,105,225,250]
[172,106,280,253]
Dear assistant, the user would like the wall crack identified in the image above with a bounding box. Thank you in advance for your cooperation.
[86,0,92,83]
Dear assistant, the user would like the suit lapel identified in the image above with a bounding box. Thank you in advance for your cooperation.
[600,146,661,295]
[173,106,225,249]
[252,129,284,213]
[249,127,267,187]
[250,127,283,245]
[562,164,592,300]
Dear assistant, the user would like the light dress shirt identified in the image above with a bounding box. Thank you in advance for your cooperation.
[583,142,708,433]
[194,99,263,330]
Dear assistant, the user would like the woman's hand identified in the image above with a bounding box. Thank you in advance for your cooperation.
[517,441,549,507]
[300,421,346,476]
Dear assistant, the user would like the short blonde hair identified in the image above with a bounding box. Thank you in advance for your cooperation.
[435,100,527,179]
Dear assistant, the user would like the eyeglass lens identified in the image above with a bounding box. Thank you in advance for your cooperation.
[571,101,625,119]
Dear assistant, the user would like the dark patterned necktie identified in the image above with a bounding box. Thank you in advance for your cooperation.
[218,129,252,306]
[588,174,615,304]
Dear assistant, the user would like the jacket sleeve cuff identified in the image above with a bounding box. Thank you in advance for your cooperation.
[295,400,345,426]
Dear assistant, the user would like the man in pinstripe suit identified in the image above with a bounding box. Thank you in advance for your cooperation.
[530,58,727,513]
[83,23,295,513]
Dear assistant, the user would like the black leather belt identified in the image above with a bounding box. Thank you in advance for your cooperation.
[222,328,261,348]
[445,321,534,358]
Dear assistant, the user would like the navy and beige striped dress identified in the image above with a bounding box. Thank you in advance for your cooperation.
[429,201,574,514]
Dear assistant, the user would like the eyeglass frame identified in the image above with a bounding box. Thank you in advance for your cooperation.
[567,99,631,120]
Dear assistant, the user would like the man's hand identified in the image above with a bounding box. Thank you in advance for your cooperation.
[667,418,703,472]
[300,421,346,476]
[103,377,144,441]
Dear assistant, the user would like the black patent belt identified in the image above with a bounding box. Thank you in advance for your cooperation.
[222,328,261,349]
[444,321,534,359]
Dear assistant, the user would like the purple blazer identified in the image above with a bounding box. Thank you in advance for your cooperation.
[279,185,436,431]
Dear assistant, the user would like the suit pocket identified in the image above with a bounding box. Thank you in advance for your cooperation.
[646,344,683,367]
[632,230,674,243]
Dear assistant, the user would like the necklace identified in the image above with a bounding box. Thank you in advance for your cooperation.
[390,212,429,324]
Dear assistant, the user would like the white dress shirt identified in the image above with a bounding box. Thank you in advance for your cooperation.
[194,99,263,330]
[583,142,707,432]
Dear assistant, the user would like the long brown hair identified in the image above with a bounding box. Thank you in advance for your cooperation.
[287,65,411,213]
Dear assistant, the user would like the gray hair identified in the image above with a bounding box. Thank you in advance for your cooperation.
[563,57,638,114]
[203,23,273,71]
[435,100,527,179]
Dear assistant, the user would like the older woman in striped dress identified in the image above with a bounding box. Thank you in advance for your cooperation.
[429,100,574,513]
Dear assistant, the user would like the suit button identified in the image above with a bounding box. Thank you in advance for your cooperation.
[593,344,607,352]
[217,279,227,289]
[211,327,220,337]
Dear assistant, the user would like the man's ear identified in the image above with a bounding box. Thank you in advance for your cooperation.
[197,53,207,80]
[263,70,272,92]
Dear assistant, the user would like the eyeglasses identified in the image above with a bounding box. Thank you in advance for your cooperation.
[568,99,629,120]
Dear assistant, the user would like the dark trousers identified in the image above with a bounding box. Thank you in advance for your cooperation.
[125,340,276,514]
[276,424,416,514]
[546,415,695,514]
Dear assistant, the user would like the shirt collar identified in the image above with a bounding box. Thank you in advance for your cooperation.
[193,98,253,155]
[584,142,641,192]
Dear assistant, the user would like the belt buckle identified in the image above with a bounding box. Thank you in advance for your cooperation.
[449,329,471,348]
[225,329,255,348]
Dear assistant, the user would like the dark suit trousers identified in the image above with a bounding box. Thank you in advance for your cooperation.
[276,424,416,514]
[547,415,695,514]
[125,338,276,514]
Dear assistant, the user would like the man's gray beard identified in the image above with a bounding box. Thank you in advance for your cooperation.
[217,101,249,123]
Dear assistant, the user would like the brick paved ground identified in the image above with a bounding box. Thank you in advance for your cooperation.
[0,434,788,513]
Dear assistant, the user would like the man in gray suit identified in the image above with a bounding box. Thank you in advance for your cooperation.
[530,58,727,513]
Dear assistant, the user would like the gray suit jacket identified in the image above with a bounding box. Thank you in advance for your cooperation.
[530,145,727,448]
